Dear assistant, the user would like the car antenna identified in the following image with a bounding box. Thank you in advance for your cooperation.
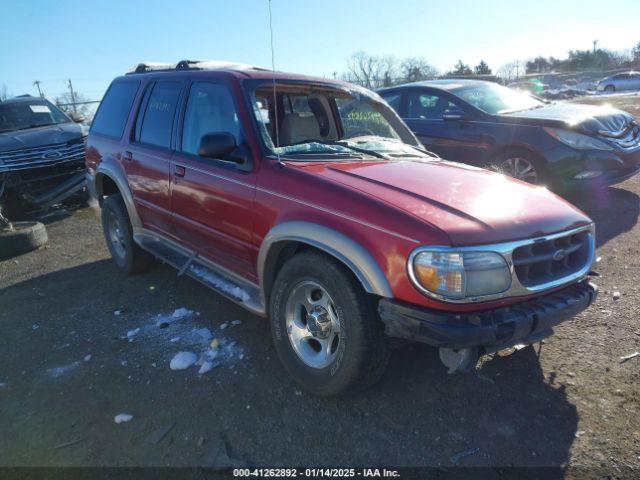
[268,0,283,166]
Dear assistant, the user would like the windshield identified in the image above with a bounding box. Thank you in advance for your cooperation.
[452,83,544,115]
[0,99,71,133]
[250,82,427,159]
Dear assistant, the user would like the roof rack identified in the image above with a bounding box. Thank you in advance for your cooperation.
[126,60,269,75]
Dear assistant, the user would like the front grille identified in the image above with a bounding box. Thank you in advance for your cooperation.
[0,138,86,171]
[599,122,640,151]
[512,230,592,288]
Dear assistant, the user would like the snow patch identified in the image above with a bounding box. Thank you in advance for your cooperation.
[188,264,250,301]
[170,351,198,370]
[114,413,133,424]
[47,362,80,378]
[231,320,242,326]
[84,354,92,362]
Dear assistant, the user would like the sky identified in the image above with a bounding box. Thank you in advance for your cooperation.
[1,0,638,102]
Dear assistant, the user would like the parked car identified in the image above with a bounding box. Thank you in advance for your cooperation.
[0,95,87,217]
[597,71,640,92]
[378,80,640,190]
[86,61,598,396]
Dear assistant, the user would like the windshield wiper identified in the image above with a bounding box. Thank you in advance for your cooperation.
[314,140,390,159]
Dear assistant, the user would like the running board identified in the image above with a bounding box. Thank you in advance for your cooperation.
[134,231,266,316]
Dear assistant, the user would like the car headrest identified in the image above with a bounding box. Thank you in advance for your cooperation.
[280,113,321,145]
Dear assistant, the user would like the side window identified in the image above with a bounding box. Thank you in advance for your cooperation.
[181,82,240,156]
[91,81,140,138]
[407,92,459,119]
[137,81,182,149]
[381,93,402,113]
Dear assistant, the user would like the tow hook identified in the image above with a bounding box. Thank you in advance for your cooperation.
[439,347,479,374]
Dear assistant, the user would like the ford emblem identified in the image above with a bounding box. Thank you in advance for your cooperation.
[552,249,567,261]
[41,150,62,160]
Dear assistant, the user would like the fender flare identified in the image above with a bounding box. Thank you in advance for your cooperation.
[258,221,393,299]
[93,160,142,229]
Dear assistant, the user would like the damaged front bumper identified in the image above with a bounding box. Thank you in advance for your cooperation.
[379,280,597,353]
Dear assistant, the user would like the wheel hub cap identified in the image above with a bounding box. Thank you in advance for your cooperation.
[284,280,341,369]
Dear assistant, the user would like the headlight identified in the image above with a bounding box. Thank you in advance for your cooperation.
[544,127,613,151]
[410,250,511,300]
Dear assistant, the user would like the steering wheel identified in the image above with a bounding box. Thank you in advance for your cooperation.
[344,128,374,139]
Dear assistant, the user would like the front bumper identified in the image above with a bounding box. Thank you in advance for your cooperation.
[378,280,597,351]
[546,144,640,190]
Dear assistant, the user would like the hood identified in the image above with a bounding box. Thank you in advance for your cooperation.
[291,159,591,246]
[502,102,635,135]
[0,122,85,152]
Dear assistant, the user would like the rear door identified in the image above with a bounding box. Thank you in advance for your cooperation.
[170,80,257,279]
[403,89,488,164]
[126,80,184,236]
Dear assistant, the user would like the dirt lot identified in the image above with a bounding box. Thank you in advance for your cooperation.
[0,95,639,476]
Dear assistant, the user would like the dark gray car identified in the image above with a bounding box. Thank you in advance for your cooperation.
[0,95,87,216]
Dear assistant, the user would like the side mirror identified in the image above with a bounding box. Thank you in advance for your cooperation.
[442,109,467,121]
[70,112,85,123]
[198,132,238,160]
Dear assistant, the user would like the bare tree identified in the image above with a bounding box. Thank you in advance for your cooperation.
[400,57,439,83]
[496,61,525,82]
[54,90,96,121]
[0,84,12,101]
[344,52,399,89]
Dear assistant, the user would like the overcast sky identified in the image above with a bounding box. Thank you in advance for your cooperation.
[1,0,638,101]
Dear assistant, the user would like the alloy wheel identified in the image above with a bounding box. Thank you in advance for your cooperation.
[284,280,341,369]
[107,211,126,260]
[496,157,538,184]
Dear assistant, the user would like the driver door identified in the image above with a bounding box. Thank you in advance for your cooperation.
[403,90,487,164]
[170,80,257,280]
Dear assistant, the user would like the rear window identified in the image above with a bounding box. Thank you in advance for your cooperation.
[91,81,140,139]
[136,81,182,149]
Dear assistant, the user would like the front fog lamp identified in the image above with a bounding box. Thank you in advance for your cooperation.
[411,251,511,300]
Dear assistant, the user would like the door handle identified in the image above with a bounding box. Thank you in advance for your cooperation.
[174,165,186,178]
[123,151,133,162]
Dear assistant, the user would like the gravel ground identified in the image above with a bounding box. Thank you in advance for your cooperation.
[0,97,638,476]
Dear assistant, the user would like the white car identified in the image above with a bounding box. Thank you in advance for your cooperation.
[597,71,640,92]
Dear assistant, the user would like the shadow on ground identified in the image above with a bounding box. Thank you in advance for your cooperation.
[0,259,577,468]
[565,186,640,247]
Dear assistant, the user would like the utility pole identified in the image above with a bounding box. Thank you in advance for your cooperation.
[67,79,77,114]
[33,80,44,98]
[592,39,599,54]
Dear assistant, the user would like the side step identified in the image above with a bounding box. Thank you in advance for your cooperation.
[134,232,265,316]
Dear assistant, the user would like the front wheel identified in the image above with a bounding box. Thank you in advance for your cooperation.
[269,251,390,396]
[485,150,548,186]
[604,85,615,92]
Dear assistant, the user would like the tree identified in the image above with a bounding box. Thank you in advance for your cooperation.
[400,57,439,83]
[54,90,95,121]
[474,60,492,75]
[496,61,524,82]
[0,84,11,101]
[450,60,472,76]
[343,52,398,89]
[526,56,551,74]
[633,42,640,64]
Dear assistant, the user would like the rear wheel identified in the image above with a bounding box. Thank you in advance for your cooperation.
[486,150,548,186]
[101,195,153,273]
[269,251,390,396]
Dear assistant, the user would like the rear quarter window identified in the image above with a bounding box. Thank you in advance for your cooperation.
[91,81,140,139]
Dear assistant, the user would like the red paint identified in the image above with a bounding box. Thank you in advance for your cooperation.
[87,69,592,313]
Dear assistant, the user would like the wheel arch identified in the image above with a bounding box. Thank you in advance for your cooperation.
[93,160,142,229]
[258,221,393,305]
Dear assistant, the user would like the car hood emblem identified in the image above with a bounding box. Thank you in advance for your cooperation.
[41,150,62,160]
[552,249,567,261]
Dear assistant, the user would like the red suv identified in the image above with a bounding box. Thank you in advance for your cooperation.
[86,61,597,396]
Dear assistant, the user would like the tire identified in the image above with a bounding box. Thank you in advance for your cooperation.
[101,195,153,273]
[485,149,549,186]
[604,85,615,92]
[269,250,390,396]
[0,221,48,259]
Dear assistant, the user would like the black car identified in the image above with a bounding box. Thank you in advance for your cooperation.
[378,80,640,190]
[0,95,87,217]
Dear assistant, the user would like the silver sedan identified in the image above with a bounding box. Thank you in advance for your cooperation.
[597,71,640,92]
